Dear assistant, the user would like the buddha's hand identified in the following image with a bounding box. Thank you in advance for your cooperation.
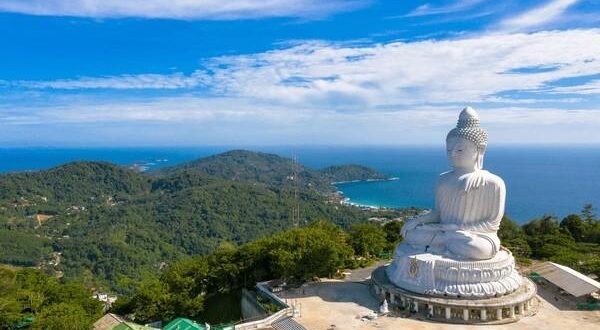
[463,170,487,192]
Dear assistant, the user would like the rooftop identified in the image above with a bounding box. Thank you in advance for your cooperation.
[531,262,600,297]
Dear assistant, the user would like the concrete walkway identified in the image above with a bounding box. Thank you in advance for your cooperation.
[280,264,600,330]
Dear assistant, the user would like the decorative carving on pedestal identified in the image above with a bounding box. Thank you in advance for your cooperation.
[387,245,522,298]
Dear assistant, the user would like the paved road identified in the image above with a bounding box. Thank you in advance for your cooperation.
[343,260,390,282]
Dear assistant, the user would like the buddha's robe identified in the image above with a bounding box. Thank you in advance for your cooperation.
[405,170,505,260]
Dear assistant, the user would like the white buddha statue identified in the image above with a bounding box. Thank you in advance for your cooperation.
[400,106,505,261]
[386,107,521,298]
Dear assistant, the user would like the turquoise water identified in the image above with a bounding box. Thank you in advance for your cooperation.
[319,146,600,223]
[0,146,598,223]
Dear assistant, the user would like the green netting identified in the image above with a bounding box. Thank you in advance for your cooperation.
[576,303,599,310]
[112,322,158,330]
[528,272,542,282]
[211,322,235,330]
[10,315,34,329]
[163,317,206,330]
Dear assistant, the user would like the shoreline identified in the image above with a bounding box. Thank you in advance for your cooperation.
[333,178,429,213]
[331,177,399,185]
[340,197,386,210]
[331,178,398,210]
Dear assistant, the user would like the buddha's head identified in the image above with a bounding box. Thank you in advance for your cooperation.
[446,107,487,171]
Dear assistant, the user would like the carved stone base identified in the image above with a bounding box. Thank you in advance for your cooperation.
[372,266,537,324]
[386,243,522,298]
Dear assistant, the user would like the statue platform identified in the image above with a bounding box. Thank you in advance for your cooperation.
[386,244,522,298]
[371,265,537,324]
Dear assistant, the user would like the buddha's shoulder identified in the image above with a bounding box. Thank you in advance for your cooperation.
[437,170,505,188]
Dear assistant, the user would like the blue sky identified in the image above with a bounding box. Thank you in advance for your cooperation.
[1,0,600,146]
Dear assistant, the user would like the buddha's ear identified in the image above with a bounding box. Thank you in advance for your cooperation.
[476,147,485,170]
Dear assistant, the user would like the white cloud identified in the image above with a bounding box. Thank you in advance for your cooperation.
[199,29,600,106]
[16,29,600,105]
[0,0,367,20]
[6,29,600,145]
[496,0,580,32]
[20,72,208,89]
[405,0,485,17]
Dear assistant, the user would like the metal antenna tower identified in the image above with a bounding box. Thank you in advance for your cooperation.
[292,154,300,227]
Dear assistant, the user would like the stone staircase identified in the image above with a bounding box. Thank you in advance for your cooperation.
[272,317,306,330]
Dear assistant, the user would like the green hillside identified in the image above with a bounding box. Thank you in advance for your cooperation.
[160,150,332,192]
[0,150,412,292]
[0,161,150,203]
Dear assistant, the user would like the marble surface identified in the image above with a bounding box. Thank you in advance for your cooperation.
[387,107,523,298]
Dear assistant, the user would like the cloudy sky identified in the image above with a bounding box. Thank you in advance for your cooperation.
[1,0,600,146]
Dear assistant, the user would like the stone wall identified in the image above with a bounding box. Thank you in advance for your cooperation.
[240,289,268,320]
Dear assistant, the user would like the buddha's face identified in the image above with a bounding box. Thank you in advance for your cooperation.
[446,136,479,170]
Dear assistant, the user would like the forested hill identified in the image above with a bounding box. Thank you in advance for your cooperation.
[320,164,389,183]
[159,149,389,193]
[0,161,150,203]
[0,150,409,292]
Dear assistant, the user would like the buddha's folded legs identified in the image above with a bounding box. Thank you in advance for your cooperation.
[445,230,496,260]
[405,226,497,259]
[404,224,447,253]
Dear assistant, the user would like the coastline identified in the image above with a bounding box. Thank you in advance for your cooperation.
[340,196,385,210]
[332,177,400,210]
[331,177,399,185]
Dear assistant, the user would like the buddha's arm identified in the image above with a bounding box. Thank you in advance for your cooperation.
[400,185,442,237]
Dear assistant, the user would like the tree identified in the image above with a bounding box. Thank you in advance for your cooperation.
[161,258,209,320]
[0,297,22,328]
[502,237,532,260]
[264,222,353,280]
[0,268,21,328]
[32,303,92,330]
[206,243,241,293]
[498,216,531,260]
[522,215,560,236]
[383,221,403,245]
[112,277,171,324]
[560,214,585,241]
[582,203,597,223]
[0,266,102,330]
[270,248,295,282]
[526,231,575,259]
[498,216,524,241]
[348,223,387,258]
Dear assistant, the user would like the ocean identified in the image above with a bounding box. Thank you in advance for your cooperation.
[0,146,598,224]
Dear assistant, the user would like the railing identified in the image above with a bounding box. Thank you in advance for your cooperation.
[234,308,293,330]
[233,281,294,330]
[255,281,288,308]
